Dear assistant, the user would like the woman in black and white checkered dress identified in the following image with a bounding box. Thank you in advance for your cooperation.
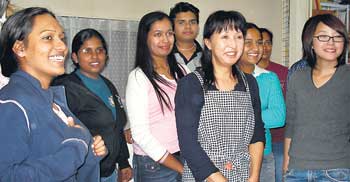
[175,10,265,182]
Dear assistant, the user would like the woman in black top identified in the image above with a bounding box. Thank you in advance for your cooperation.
[53,29,132,182]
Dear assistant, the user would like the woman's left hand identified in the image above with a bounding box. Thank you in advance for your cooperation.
[92,135,108,157]
[118,167,133,182]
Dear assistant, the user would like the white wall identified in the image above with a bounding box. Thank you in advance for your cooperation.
[12,0,284,64]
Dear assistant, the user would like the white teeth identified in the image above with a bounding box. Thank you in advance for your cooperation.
[226,52,236,56]
[49,55,64,62]
[91,62,99,65]
[248,53,258,56]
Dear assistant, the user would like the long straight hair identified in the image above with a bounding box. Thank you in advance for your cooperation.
[135,11,185,112]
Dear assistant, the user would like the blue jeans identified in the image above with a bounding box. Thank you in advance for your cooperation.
[101,170,117,182]
[284,168,350,182]
[260,153,275,182]
[133,153,183,182]
[272,141,284,182]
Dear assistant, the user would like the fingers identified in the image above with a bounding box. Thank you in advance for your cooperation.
[92,135,108,157]
[124,129,133,144]
[119,168,133,182]
[67,116,75,127]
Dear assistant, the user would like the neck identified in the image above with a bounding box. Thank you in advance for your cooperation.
[152,56,169,72]
[79,69,99,80]
[214,65,232,80]
[238,61,255,74]
[21,67,52,90]
[176,40,196,51]
[257,58,270,69]
[314,59,338,73]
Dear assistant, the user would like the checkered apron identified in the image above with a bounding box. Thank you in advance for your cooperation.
[182,71,255,182]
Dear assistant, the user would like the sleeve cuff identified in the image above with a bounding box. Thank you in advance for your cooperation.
[118,159,131,169]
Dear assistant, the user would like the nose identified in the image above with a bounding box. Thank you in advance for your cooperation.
[162,34,170,43]
[55,38,67,52]
[184,21,191,29]
[327,37,336,44]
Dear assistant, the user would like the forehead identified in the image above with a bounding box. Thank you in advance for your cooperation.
[262,32,271,40]
[314,22,339,34]
[246,28,261,39]
[31,14,63,34]
[175,11,196,20]
[81,36,103,47]
[149,18,172,31]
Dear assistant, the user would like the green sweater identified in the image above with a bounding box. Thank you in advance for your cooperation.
[286,65,350,169]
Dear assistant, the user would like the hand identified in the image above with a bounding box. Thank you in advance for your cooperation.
[206,172,228,182]
[67,116,82,129]
[92,135,108,157]
[118,167,133,182]
[247,176,259,182]
[124,129,133,144]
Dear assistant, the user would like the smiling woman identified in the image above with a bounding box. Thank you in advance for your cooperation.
[0,7,104,181]
[125,11,189,182]
[175,11,265,182]
[52,28,133,182]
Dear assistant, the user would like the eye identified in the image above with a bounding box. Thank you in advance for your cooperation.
[190,20,198,25]
[166,31,175,37]
[42,35,53,40]
[236,35,243,40]
[154,32,162,37]
[177,20,185,25]
[221,35,229,39]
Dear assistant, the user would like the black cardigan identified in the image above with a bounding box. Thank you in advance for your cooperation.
[53,72,130,177]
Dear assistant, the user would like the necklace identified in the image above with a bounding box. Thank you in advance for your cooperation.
[176,42,196,51]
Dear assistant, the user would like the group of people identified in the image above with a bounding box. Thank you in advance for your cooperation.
[0,1,349,182]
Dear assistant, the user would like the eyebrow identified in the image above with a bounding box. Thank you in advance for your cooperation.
[176,18,197,21]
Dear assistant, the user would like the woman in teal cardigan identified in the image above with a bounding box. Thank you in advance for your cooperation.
[238,23,285,182]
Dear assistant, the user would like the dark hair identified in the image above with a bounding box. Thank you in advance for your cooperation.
[71,28,109,68]
[246,22,261,35]
[302,14,349,68]
[169,2,200,24]
[135,11,185,112]
[260,28,273,44]
[201,10,246,89]
[0,7,56,77]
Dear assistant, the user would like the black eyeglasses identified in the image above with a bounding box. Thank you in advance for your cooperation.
[313,35,344,42]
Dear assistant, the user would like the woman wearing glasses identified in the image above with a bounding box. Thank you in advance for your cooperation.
[284,14,350,181]
[53,28,132,182]
[238,23,286,182]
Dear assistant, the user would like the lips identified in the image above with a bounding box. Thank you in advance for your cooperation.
[324,48,336,53]
[183,31,193,35]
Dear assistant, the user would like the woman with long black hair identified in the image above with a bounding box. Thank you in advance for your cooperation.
[125,11,188,182]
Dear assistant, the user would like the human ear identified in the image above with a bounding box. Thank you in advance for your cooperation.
[71,53,79,64]
[204,38,212,50]
[12,40,25,58]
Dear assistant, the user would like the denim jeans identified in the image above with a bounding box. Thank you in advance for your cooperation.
[260,153,275,182]
[133,153,183,182]
[272,141,284,182]
[101,170,117,182]
[284,168,350,182]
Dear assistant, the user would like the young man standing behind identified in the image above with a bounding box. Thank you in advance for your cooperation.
[170,2,202,71]
[258,28,288,182]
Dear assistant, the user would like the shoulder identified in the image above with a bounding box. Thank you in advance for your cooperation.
[52,73,80,86]
[178,63,191,75]
[270,61,288,70]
